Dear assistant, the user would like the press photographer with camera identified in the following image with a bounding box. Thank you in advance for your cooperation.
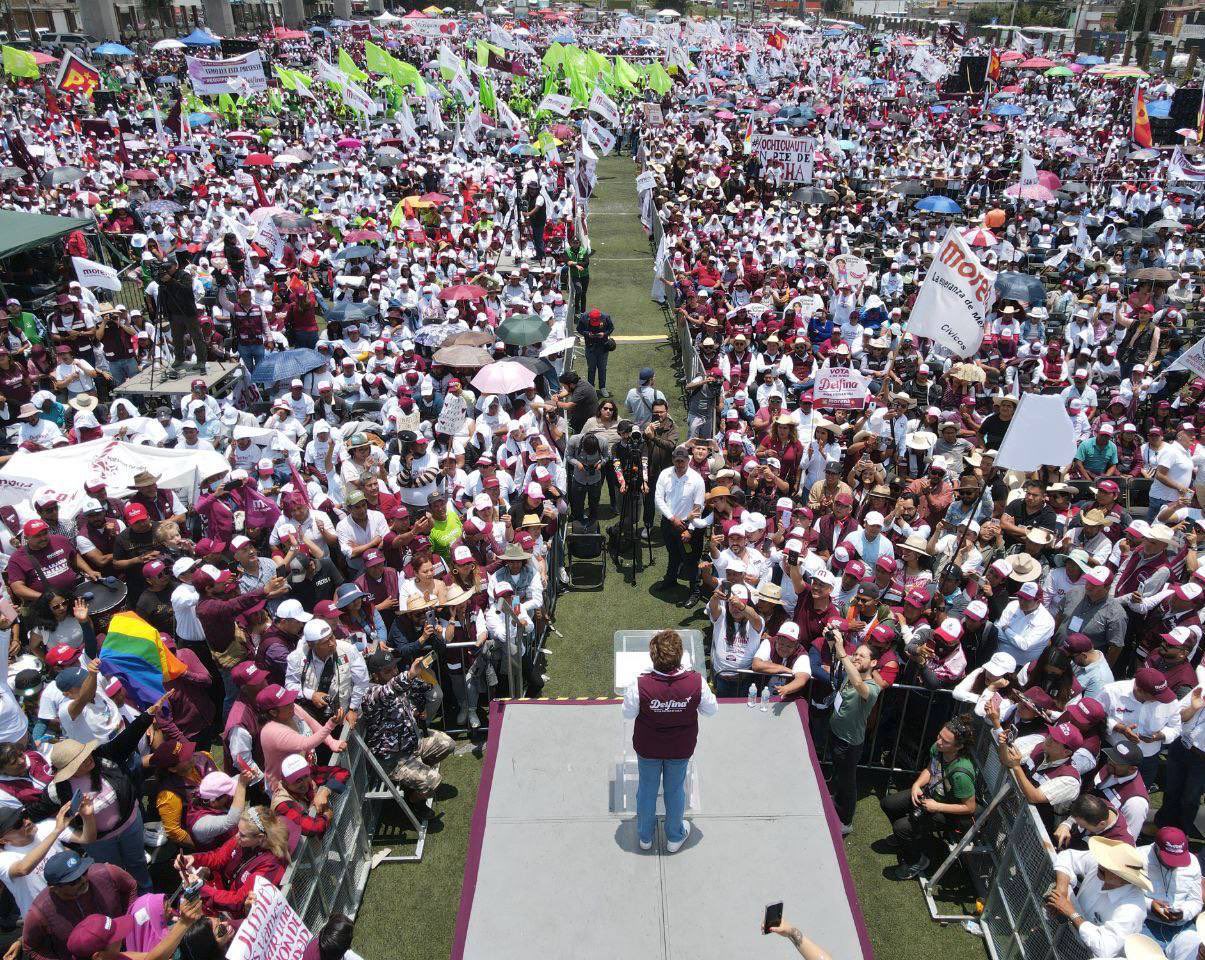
[824,625,879,837]
[879,716,978,880]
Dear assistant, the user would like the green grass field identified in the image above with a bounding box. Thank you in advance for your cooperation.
[351,156,989,960]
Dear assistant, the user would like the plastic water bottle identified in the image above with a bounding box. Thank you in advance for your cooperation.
[747,683,758,708]
[760,687,771,712]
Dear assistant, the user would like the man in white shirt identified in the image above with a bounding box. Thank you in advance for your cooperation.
[1100,668,1183,783]
[1048,837,1151,958]
[654,445,705,607]
[0,802,97,918]
[1139,827,1202,960]
[993,581,1056,666]
[170,558,204,646]
[54,662,122,744]
[284,619,370,726]
[335,490,388,575]
[841,511,895,567]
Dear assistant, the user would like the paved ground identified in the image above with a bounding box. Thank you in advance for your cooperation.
[351,155,987,960]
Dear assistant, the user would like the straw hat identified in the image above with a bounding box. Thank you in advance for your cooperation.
[131,470,160,488]
[501,542,532,562]
[1009,554,1043,583]
[1087,837,1152,892]
[50,739,99,784]
[444,582,479,607]
[69,394,98,413]
[1025,528,1054,547]
[897,534,932,556]
[905,431,936,452]
[757,583,783,606]
[1081,508,1108,527]
[405,594,436,613]
[1124,935,1168,960]
[1146,523,1175,545]
[705,486,732,503]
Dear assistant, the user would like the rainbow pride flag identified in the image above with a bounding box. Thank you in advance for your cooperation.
[99,612,187,708]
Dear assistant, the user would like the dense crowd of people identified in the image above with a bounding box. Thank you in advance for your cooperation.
[0,6,1204,959]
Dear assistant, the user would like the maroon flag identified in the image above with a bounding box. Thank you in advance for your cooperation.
[112,124,130,170]
[7,130,40,180]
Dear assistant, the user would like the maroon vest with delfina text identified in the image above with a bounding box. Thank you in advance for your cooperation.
[633,670,703,761]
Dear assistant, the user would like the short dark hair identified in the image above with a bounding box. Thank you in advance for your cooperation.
[319,914,356,960]
[561,371,580,386]
[1069,794,1110,826]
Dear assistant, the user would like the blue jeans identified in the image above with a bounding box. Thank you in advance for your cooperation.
[289,330,319,349]
[238,343,265,373]
[108,358,140,386]
[87,808,151,892]
[636,755,689,845]
[1143,916,1198,959]
[1148,497,1175,523]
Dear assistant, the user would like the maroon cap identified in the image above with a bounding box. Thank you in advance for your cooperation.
[1046,721,1084,752]
[1135,666,1176,703]
[386,505,410,521]
[1020,686,1056,712]
[231,661,269,688]
[903,588,929,609]
[1061,697,1105,728]
[876,555,898,573]
[1062,632,1094,654]
[1095,479,1120,494]
[149,738,195,770]
[254,684,298,711]
[362,549,385,567]
[67,915,134,958]
[833,491,854,507]
[142,560,166,579]
[313,600,340,619]
[1155,826,1193,867]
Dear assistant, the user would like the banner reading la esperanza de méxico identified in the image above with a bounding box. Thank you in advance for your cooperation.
[186,51,268,95]
[905,227,996,358]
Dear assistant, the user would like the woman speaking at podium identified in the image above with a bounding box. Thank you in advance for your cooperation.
[622,629,717,853]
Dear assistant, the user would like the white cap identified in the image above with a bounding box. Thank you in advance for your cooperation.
[171,557,197,578]
[280,754,310,780]
[776,621,801,641]
[276,599,312,622]
[812,569,838,588]
[303,619,333,644]
[230,535,252,551]
[984,652,1017,678]
[864,511,885,527]
[291,378,303,388]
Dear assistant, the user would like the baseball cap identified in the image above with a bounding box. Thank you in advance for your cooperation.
[124,503,149,524]
[1062,632,1094,654]
[1155,827,1192,868]
[1082,566,1112,587]
[452,544,474,565]
[275,599,312,623]
[171,557,197,578]
[1017,582,1042,601]
[54,667,87,692]
[45,643,81,667]
[366,649,397,673]
[776,621,801,642]
[141,560,166,579]
[281,753,313,784]
[254,684,298,711]
[983,651,1017,678]
[1173,583,1204,603]
[1101,739,1142,766]
[864,511,885,527]
[231,661,269,688]
[934,618,963,646]
[362,549,385,568]
[1135,667,1176,703]
[963,599,989,622]
[1046,721,1084,752]
[44,850,93,885]
[22,519,47,537]
[303,620,333,644]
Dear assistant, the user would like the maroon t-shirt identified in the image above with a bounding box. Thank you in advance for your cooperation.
[6,535,78,593]
[0,362,32,409]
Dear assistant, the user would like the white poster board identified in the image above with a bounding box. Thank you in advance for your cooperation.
[225,876,312,960]
[186,52,268,95]
[752,133,816,183]
[813,364,869,410]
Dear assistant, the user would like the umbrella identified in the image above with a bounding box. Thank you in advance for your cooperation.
[320,301,378,324]
[990,104,1025,117]
[187,112,214,127]
[1037,171,1062,190]
[40,167,86,187]
[995,272,1046,304]
[1045,66,1074,78]
[249,348,328,386]
[343,229,383,244]
[439,284,488,302]
[71,191,101,206]
[413,322,461,348]
[962,227,997,247]
[1018,57,1056,69]
[1149,219,1184,231]
[125,169,158,182]
[791,186,837,205]
[1062,181,1090,195]
[999,51,1025,62]
[890,180,928,197]
[497,314,550,347]
[141,199,183,214]
[471,360,536,394]
[916,195,962,214]
[336,137,364,151]
[420,192,451,204]
[432,344,492,368]
[274,212,315,234]
[152,38,186,51]
[273,154,303,166]
[243,153,274,167]
[509,355,555,378]
[374,147,406,167]
[0,166,25,180]
[226,132,260,142]
[443,330,495,347]
[1004,183,1056,203]
[1128,148,1160,161]
[333,246,376,262]
[312,161,343,173]
[93,41,135,56]
[1120,227,1160,245]
[1135,267,1176,283]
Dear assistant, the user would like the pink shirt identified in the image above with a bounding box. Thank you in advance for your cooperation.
[257,705,339,791]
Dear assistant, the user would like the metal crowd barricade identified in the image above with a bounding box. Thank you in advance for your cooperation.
[279,725,427,929]
[919,719,1094,960]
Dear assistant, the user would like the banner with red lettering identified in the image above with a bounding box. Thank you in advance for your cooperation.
[905,227,996,358]
[225,877,312,960]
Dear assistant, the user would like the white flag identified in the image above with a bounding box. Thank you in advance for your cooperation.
[450,69,476,104]
[905,227,996,358]
[72,256,122,293]
[536,93,574,117]
[996,394,1077,472]
[497,98,522,133]
[256,217,284,265]
[584,119,616,156]
[315,60,345,87]
[1169,335,1205,377]
[425,94,447,133]
[1019,151,1039,189]
[341,79,379,115]
[588,88,620,128]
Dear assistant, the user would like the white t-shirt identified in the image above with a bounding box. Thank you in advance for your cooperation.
[753,638,810,675]
[1150,441,1194,503]
[57,690,122,743]
[0,821,66,916]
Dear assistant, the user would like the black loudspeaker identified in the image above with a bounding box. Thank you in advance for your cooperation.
[943,56,988,95]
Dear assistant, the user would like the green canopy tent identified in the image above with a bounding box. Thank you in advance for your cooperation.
[0,210,93,260]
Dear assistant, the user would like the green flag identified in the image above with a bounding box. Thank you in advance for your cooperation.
[585,49,609,80]
[646,63,672,96]
[2,46,38,79]
[476,40,504,69]
[365,41,393,76]
[273,64,298,90]
[566,60,590,105]
[337,48,368,83]
[389,198,408,229]
[267,88,284,113]
[542,42,564,73]
[479,74,496,113]
[614,56,640,93]
[217,92,237,115]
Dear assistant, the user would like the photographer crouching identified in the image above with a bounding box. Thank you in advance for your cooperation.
[879,716,978,880]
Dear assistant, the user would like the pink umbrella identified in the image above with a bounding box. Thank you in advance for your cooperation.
[1004,183,1056,202]
[71,191,101,206]
[1037,170,1062,190]
[243,153,273,167]
[439,283,488,302]
[1068,63,1085,73]
[982,122,1005,132]
[226,132,259,142]
[471,360,535,394]
[336,137,364,150]
[962,227,997,247]
[715,110,736,120]
[999,51,1025,62]
[344,228,383,244]
[1019,57,1056,69]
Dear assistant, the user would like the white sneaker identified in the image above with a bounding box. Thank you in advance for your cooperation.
[840,822,854,837]
[468,712,481,730]
[638,837,653,851]
[666,820,692,853]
